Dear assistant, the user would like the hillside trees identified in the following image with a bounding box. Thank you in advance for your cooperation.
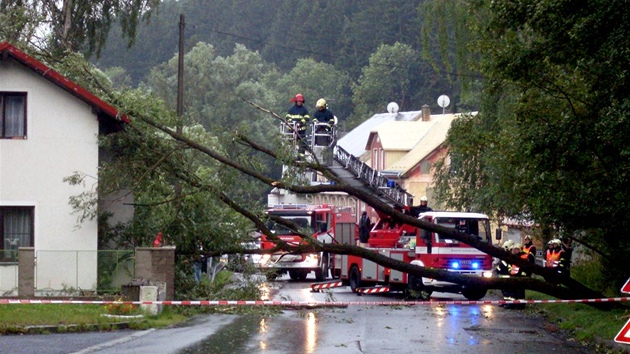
[428,0,630,288]
[0,0,160,56]
[348,42,445,129]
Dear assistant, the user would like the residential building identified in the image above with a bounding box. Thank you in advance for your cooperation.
[0,42,126,293]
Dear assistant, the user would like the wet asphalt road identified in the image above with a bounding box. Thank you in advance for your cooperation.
[0,273,610,353]
[186,275,597,354]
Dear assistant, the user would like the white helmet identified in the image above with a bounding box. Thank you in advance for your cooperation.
[420,196,428,202]
[316,98,326,109]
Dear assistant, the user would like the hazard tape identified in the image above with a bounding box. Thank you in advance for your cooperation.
[310,281,344,292]
[1,297,629,306]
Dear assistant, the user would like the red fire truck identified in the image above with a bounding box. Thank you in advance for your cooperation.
[334,210,494,300]
[258,204,356,281]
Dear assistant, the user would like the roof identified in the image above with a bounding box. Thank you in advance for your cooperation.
[366,121,429,151]
[337,110,422,156]
[0,42,128,123]
[385,113,459,176]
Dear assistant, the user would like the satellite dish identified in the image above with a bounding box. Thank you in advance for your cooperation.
[437,95,450,114]
[437,95,450,108]
[387,102,399,114]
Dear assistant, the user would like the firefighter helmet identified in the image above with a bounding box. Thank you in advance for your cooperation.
[293,93,305,103]
[502,240,514,250]
[316,98,326,109]
[420,196,428,202]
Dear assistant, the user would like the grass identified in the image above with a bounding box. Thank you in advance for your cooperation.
[526,290,630,343]
[0,269,264,334]
[0,303,189,334]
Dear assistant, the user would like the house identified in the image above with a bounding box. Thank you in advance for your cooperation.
[0,42,126,294]
[366,106,459,201]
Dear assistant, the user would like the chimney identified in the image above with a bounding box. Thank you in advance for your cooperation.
[421,104,431,122]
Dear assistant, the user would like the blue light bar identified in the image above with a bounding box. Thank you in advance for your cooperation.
[472,262,480,269]
[451,261,460,269]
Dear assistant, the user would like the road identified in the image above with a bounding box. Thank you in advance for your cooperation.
[0,273,603,353]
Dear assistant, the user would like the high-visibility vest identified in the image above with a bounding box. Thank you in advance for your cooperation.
[546,249,563,267]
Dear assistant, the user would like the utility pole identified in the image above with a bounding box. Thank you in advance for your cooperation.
[174,14,185,205]
[177,13,185,132]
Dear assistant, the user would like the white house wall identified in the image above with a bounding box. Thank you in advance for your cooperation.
[0,58,98,291]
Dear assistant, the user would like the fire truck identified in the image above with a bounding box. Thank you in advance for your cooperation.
[258,203,356,281]
[332,210,495,300]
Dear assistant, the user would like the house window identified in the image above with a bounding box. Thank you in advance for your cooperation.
[0,207,34,262]
[1,92,27,138]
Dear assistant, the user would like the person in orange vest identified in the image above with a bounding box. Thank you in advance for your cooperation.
[545,239,564,269]
[522,235,536,265]
[503,243,529,309]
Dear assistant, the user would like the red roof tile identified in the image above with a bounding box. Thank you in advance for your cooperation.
[0,42,129,123]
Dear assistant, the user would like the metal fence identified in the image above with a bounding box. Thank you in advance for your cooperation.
[34,250,135,295]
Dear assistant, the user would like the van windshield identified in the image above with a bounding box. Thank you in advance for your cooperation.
[435,217,490,243]
[265,216,312,235]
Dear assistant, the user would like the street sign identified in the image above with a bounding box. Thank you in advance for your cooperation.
[621,277,630,294]
[615,319,630,344]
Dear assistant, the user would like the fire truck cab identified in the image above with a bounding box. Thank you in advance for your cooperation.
[259,204,355,281]
[338,211,494,300]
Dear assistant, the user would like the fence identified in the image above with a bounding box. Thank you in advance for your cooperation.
[0,250,135,296]
[36,250,135,295]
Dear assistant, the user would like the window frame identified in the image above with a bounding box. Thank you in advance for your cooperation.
[0,206,35,263]
[0,91,28,139]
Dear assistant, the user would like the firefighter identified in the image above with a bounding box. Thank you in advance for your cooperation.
[545,239,564,269]
[410,196,433,216]
[502,243,528,309]
[522,235,536,265]
[286,93,310,153]
[312,98,335,146]
[495,240,513,274]
[313,98,335,126]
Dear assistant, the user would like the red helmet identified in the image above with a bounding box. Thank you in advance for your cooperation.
[292,93,305,103]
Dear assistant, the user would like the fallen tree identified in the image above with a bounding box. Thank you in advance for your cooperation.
[111,96,605,301]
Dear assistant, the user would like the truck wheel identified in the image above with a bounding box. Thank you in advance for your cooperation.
[462,288,487,301]
[315,253,329,281]
[349,266,361,292]
[406,275,432,300]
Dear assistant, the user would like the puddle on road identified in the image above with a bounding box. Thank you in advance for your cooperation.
[178,315,262,354]
[178,311,320,354]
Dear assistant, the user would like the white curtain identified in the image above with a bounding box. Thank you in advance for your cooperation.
[3,208,31,259]
[4,95,25,137]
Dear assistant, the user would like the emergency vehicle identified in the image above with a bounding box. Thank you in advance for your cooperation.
[332,210,495,300]
[258,203,355,281]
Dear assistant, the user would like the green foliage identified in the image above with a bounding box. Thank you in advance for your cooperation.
[173,268,274,317]
[0,0,160,57]
[429,0,630,286]
[348,42,446,130]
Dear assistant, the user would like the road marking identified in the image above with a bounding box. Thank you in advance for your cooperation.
[69,329,156,353]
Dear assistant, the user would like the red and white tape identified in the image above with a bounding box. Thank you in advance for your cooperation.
[357,286,390,294]
[2,297,628,306]
[311,281,344,291]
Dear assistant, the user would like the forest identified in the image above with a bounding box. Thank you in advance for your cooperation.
[94,0,461,129]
